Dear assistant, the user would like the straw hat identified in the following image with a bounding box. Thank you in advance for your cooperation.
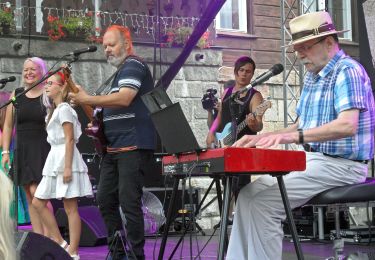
[287,11,349,46]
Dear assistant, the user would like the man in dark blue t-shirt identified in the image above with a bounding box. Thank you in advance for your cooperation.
[69,25,155,260]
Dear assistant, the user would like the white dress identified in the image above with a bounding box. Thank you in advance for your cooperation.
[35,103,93,199]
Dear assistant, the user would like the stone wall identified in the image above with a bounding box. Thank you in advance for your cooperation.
[0,37,223,145]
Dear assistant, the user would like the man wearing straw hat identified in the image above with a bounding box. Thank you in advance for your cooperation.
[226,11,375,259]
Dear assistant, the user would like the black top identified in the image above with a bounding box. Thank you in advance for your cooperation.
[219,87,259,139]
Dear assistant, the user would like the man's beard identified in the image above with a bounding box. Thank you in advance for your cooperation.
[107,51,127,67]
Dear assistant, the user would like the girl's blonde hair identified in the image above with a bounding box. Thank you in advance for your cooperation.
[0,171,15,260]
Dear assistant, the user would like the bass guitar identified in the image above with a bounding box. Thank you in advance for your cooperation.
[63,67,107,156]
[215,99,271,147]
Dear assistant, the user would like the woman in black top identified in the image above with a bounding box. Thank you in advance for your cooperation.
[2,57,51,235]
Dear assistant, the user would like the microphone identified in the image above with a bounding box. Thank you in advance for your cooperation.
[237,64,284,95]
[70,46,97,56]
[0,76,16,84]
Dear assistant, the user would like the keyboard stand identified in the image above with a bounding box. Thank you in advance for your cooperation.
[158,175,225,260]
[158,173,304,260]
[218,173,304,260]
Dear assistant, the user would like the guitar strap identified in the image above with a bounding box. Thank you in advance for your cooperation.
[93,66,122,96]
[93,55,135,96]
[94,55,148,96]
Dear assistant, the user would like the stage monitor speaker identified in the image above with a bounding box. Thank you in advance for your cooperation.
[16,230,71,260]
[55,206,107,247]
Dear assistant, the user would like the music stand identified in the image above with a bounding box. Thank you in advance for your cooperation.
[141,87,173,114]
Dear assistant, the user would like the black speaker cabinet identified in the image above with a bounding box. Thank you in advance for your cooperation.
[16,231,71,260]
[55,206,107,246]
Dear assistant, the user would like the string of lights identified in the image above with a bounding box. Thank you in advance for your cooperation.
[0,2,202,39]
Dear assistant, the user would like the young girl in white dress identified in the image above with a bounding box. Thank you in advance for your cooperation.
[33,71,93,260]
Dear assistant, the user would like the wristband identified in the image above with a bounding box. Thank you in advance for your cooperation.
[297,129,304,144]
[1,150,10,155]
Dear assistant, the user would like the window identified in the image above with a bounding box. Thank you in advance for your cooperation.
[301,0,353,41]
[327,0,352,40]
[216,0,247,32]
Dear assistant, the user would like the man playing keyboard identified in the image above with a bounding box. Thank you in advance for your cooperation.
[227,11,375,260]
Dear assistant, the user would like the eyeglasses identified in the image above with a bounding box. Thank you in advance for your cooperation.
[293,37,326,53]
[46,81,62,86]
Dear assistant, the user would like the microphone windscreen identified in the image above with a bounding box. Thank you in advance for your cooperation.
[88,46,97,52]
[271,64,284,75]
[8,76,16,82]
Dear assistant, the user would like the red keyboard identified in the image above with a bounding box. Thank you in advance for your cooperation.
[162,147,306,176]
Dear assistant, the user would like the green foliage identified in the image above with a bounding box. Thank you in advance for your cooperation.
[0,9,13,26]
[62,16,93,37]
[0,8,14,35]
[163,26,210,49]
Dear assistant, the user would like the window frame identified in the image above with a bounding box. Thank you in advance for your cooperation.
[327,0,353,41]
[302,0,354,41]
[215,0,248,33]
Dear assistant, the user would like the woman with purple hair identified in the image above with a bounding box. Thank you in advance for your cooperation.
[1,57,52,236]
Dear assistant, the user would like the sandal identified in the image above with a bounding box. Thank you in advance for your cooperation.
[70,254,80,260]
[59,240,69,251]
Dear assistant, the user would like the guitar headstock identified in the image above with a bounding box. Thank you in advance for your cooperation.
[62,64,72,79]
[60,64,80,94]
[254,98,272,117]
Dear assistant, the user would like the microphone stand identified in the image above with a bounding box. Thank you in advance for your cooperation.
[0,81,19,230]
[0,83,7,90]
[0,56,78,232]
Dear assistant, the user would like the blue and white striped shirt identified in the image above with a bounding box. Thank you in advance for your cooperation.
[296,50,374,160]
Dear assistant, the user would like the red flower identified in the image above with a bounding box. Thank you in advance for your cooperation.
[47,15,58,23]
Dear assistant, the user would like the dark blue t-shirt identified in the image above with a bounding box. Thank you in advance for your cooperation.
[103,56,156,150]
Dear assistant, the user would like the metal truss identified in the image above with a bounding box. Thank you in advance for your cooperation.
[280,0,321,149]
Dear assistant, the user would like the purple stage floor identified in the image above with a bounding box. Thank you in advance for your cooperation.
[18,225,375,259]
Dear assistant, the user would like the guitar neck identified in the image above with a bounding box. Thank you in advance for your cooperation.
[68,79,94,122]
[220,100,270,146]
[222,119,247,144]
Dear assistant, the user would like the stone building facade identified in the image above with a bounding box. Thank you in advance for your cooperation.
[0,36,302,229]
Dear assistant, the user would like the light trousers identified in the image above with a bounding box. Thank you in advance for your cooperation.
[226,152,368,260]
